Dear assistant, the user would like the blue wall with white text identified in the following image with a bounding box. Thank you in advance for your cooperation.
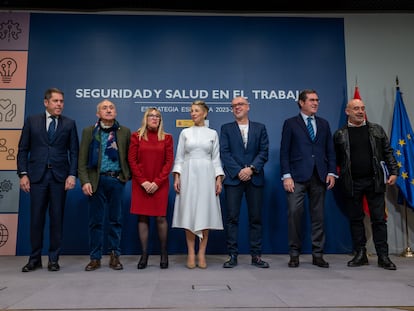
[17,13,351,256]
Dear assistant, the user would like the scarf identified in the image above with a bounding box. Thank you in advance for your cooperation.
[88,119,120,168]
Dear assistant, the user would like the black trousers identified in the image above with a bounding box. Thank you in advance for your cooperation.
[29,169,67,263]
[287,170,326,257]
[224,182,264,257]
[345,177,389,256]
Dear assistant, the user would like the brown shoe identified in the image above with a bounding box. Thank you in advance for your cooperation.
[85,259,101,271]
[197,254,207,269]
[109,251,123,270]
[186,254,196,269]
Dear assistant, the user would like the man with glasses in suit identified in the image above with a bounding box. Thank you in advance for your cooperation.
[220,96,270,269]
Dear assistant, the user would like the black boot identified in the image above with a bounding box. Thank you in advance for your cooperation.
[137,253,148,269]
[378,255,397,270]
[347,248,369,267]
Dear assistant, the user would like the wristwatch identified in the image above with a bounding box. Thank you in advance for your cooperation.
[249,165,258,174]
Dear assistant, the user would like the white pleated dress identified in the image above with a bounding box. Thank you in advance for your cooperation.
[172,125,224,239]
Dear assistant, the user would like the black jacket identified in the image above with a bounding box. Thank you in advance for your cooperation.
[333,122,399,195]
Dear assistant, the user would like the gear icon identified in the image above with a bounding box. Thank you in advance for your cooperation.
[0,180,12,192]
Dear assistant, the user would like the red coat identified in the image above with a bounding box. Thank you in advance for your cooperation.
[128,130,174,216]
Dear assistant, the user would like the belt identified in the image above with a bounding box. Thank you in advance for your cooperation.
[100,171,120,178]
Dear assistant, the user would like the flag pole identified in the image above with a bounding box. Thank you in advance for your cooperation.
[395,76,413,257]
[400,200,414,257]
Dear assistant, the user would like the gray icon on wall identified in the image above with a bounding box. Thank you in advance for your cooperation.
[0,179,12,199]
[0,19,22,42]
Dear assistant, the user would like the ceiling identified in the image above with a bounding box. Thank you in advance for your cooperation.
[1,0,414,13]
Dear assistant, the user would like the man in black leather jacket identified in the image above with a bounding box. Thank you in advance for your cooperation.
[334,98,399,270]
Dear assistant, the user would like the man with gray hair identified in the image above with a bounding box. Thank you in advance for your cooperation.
[78,99,131,271]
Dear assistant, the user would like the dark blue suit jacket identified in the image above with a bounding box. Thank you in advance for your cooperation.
[17,113,79,183]
[280,114,336,183]
[220,121,269,186]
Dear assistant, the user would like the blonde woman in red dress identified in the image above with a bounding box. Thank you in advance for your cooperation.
[128,108,174,269]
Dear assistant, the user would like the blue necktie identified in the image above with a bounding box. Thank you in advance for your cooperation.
[48,116,56,141]
[307,117,315,141]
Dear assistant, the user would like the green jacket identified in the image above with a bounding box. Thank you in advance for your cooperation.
[78,123,131,192]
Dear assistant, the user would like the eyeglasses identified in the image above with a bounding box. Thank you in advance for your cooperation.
[231,102,247,108]
[148,114,161,119]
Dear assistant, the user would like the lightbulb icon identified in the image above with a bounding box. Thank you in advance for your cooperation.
[0,58,18,83]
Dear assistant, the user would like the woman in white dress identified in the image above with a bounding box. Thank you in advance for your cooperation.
[172,100,224,269]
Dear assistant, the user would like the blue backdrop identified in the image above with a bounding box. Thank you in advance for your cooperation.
[17,13,351,256]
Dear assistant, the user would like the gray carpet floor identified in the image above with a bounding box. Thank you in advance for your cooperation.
[0,254,413,311]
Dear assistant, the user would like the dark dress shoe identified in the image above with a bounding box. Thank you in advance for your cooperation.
[288,256,299,268]
[85,259,101,271]
[137,254,148,269]
[223,254,237,268]
[251,256,269,268]
[160,253,168,269]
[378,256,397,270]
[109,251,123,270]
[312,256,329,268]
[48,261,60,272]
[22,261,42,272]
[348,251,369,267]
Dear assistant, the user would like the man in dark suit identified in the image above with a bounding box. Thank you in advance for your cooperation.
[17,88,79,272]
[220,96,269,268]
[78,99,131,272]
[280,89,336,268]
